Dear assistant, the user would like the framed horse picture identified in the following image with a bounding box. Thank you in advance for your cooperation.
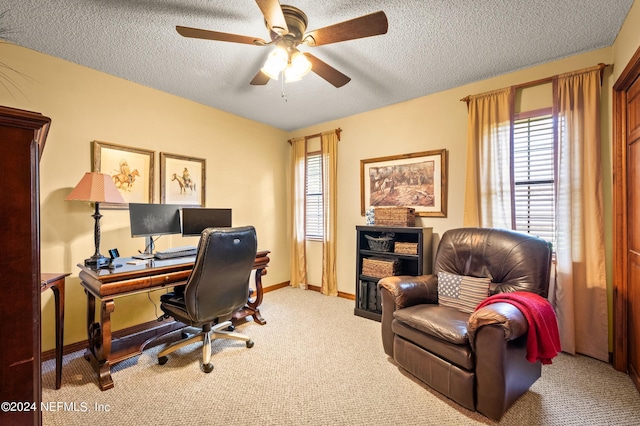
[160,152,206,207]
[92,140,155,208]
[360,149,448,217]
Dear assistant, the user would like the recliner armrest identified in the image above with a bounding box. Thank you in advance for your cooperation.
[467,302,528,349]
[378,274,438,310]
[378,274,437,358]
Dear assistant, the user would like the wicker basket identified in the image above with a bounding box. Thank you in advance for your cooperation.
[361,257,402,278]
[374,207,416,227]
[394,242,418,254]
[364,234,394,252]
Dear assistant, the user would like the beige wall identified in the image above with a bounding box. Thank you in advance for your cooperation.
[0,44,289,352]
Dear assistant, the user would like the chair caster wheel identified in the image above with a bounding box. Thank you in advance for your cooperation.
[203,363,214,373]
[158,356,168,365]
[246,340,254,348]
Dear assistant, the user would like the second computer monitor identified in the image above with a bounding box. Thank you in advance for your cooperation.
[182,208,232,237]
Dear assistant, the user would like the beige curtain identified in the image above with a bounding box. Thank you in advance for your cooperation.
[463,88,514,228]
[290,137,307,289]
[320,131,338,296]
[553,66,608,361]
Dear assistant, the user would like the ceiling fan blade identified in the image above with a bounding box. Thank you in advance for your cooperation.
[255,0,289,35]
[304,53,351,88]
[250,70,271,86]
[304,11,388,46]
[176,26,266,45]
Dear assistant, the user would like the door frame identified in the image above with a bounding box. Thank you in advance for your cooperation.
[613,44,640,375]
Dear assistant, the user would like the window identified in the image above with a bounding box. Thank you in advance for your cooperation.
[305,151,323,239]
[512,109,556,247]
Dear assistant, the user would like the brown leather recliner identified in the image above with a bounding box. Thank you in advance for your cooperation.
[379,227,553,421]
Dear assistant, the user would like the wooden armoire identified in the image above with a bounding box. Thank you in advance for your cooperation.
[0,106,51,425]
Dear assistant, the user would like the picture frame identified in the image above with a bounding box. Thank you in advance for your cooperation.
[360,149,448,217]
[92,140,155,208]
[160,152,206,207]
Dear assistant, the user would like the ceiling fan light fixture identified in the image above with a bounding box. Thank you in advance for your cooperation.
[284,66,302,83]
[284,51,312,83]
[290,51,312,76]
[261,46,288,80]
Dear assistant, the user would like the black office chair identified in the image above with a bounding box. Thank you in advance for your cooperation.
[157,226,257,373]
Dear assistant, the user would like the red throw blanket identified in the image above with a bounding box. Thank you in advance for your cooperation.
[475,291,561,365]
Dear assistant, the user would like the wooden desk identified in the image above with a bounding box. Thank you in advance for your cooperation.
[78,250,270,391]
[41,273,70,390]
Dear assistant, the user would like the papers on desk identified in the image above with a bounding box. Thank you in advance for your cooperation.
[126,259,148,265]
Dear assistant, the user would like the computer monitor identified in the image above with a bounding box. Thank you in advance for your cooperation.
[129,203,182,257]
[182,208,232,237]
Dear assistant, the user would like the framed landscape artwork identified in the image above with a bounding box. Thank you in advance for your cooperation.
[360,149,448,217]
[160,152,206,207]
[92,140,155,208]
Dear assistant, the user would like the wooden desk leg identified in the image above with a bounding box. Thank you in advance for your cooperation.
[231,267,267,325]
[84,289,96,362]
[83,290,116,391]
[95,301,115,391]
[50,282,64,390]
[247,267,267,325]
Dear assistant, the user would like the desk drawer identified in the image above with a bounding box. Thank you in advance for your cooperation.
[149,270,191,287]
[98,270,191,297]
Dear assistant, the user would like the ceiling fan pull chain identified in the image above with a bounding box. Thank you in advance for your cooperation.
[281,73,288,102]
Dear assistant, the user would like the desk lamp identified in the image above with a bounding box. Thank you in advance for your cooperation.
[65,172,125,268]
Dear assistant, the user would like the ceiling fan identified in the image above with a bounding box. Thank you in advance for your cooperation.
[175,0,388,88]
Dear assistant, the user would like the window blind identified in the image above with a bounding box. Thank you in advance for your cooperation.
[513,114,555,246]
[306,152,323,239]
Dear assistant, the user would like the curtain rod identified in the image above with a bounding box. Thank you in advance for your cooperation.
[288,128,341,144]
[459,63,610,103]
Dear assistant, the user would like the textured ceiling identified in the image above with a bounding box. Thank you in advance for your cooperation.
[1,0,634,131]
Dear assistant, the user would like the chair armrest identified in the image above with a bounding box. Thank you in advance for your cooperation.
[467,302,528,349]
[378,275,437,357]
[378,274,438,310]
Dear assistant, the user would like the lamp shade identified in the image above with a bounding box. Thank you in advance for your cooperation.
[65,172,125,204]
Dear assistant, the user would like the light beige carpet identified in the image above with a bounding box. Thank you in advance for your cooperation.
[42,286,640,425]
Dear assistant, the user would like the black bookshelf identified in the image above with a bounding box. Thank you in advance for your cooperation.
[355,225,432,321]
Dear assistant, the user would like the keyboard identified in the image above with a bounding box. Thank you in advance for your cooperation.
[154,246,197,260]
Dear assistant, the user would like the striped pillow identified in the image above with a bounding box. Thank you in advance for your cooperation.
[437,271,491,313]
